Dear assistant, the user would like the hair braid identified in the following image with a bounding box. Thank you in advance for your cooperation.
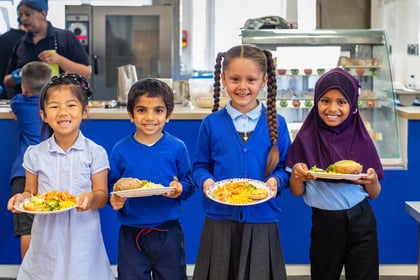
[263,49,280,176]
[212,52,224,112]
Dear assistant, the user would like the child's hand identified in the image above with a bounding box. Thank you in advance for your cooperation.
[7,193,25,213]
[77,192,94,211]
[265,177,278,197]
[354,167,381,199]
[292,163,314,182]
[110,193,127,210]
[164,179,183,198]
[202,178,215,197]
[355,168,378,184]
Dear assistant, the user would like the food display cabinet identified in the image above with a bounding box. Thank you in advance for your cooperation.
[242,29,402,168]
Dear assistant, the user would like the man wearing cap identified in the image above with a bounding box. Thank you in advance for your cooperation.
[3,0,91,98]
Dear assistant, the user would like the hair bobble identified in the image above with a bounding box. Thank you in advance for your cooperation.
[48,73,93,98]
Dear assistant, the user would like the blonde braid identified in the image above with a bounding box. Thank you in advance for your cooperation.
[263,49,280,176]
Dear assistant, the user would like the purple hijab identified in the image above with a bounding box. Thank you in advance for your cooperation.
[285,67,384,179]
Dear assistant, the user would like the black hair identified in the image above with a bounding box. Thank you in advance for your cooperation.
[39,73,92,137]
[126,77,174,118]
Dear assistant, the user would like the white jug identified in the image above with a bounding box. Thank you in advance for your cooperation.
[117,64,138,105]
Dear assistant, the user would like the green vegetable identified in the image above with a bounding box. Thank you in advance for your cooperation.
[310,166,325,173]
[45,199,60,211]
[304,100,313,107]
[246,184,257,191]
[325,164,335,173]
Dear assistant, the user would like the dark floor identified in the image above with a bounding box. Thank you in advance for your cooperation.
[0,276,416,280]
[286,277,416,280]
[188,277,416,280]
[188,276,417,280]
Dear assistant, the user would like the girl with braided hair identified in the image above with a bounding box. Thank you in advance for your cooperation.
[192,44,291,280]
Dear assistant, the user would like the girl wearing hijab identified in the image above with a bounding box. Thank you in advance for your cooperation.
[286,67,384,280]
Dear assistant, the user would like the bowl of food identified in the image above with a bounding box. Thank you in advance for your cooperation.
[189,78,229,108]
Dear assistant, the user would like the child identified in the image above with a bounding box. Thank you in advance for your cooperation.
[109,78,195,280]
[7,73,114,280]
[285,67,384,280]
[192,44,290,280]
[9,61,51,259]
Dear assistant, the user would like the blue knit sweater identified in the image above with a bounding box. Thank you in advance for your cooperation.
[109,132,195,228]
[192,106,291,223]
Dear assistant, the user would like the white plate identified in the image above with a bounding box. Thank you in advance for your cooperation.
[308,171,368,181]
[206,178,273,206]
[111,186,176,198]
[14,198,78,215]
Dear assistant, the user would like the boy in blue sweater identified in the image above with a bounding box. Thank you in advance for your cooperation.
[10,61,51,259]
[109,78,195,280]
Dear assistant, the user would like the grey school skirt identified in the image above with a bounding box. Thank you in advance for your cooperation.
[192,217,287,280]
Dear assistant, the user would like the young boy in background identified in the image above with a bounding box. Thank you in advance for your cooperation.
[10,61,52,259]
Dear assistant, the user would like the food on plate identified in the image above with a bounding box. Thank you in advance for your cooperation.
[367,100,375,108]
[316,68,325,75]
[310,160,363,174]
[332,160,363,174]
[248,188,269,200]
[23,190,77,212]
[304,69,312,75]
[211,180,268,204]
[113,178,146,191]
[113,177,164,192]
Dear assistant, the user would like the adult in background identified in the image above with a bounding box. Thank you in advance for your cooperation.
[4,0,91,98]
[0,20,25,99]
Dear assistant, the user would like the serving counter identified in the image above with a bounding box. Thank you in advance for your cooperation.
[1,104,420,273]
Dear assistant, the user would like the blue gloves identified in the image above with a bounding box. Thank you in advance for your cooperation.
[12,68,22,85]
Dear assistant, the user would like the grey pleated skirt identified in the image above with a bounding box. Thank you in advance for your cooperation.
[192,217,287,280]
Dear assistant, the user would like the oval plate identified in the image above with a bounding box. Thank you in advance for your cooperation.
[308,171,367,181]
[111,186,176,198]
[206,178,273,206]
[14,197,78,215]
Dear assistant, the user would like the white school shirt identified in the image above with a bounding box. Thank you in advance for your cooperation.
[18,132,114,280]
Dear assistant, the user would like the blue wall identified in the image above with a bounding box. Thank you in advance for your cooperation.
[0,117,419,265]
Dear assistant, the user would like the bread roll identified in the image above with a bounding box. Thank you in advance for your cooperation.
[113,178,146,191]
[333,160,363,174]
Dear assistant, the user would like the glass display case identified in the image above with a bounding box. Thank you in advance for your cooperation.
[242,29,402,168]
